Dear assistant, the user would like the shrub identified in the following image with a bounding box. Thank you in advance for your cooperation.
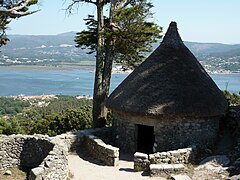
[223,90,240,106]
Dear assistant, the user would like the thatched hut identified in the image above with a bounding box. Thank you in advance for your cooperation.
[106,22,228,153]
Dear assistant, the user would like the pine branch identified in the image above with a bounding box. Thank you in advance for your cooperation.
[0,9,39,18]
[7,0,35,11]
[65,0,97,14]
[0,0,39,18]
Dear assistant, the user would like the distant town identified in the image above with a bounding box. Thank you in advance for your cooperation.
[0,33,239,74]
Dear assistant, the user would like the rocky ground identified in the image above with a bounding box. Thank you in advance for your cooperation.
[67,153,232,180]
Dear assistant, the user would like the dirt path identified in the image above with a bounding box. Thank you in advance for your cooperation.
[68,153,163,180]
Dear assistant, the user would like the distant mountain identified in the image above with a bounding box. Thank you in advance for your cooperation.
[0,32,95,66]
[152,41,240,73]
[184,42,240,56]
[57,32,77,37]
[0,32,239,73]
[152,41,240,56]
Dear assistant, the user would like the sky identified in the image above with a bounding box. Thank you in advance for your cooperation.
[8,0,240,44]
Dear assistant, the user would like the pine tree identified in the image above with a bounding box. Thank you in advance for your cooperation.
[68,0,162,127]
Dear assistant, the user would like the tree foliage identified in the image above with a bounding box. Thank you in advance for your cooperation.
[0,96,100,136]
[0,0,39,47]
[75,0,162,69]
[223,90,240,106]
[0,106,93,135]
[0,97,30,115]
[31,95,92,115]
[69,0,162,126]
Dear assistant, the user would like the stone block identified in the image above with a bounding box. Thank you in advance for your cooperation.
[170,150,180,157]
[134,159,150,172]
[171,174,192,180]
[149,154,155,160]
[4,170,12,175]
[178,149,188,154]
[134,152,148,160]
[150,164,163,170]
[162,164,174,172]
[160,152,167,158]
[172,164,185,172]
[44,160,52,168]
[154,152,161,158]
[166,152,171,158]
[113,157,119,166]
[150,164,164,177]
[29,167,44,180]
[162,158,170,163]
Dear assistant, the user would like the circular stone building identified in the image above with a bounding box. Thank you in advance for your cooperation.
[106,22,228,154]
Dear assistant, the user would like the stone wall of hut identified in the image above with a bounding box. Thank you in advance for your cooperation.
[112,112,220,153]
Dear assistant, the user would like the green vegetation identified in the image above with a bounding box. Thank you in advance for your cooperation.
[0,96,96,136]
[31,95,92,115]
[2,91,238,136]
[223,90,240,106]
[72,0,163,126]
[0,97,30,115]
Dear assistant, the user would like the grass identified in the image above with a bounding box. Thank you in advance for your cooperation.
[0,167,27,180]
[67,171,74,180]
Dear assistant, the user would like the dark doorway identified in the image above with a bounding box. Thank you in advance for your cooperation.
[137,124,154,154]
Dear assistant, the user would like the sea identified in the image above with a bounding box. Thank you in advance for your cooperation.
[0,69,239,96]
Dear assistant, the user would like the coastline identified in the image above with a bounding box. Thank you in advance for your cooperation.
[0,69,238,96]
[0,65,133,74]
[0,65,95,71]
[0,65,239,74]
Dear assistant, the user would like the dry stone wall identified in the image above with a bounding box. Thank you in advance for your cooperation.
[58,127,119,166]
[0,127,119,180]
[149,146,196,164]
[134,146,196,172]
[85,134,119,166]
[0,134,68,180]
[28,138,68,180]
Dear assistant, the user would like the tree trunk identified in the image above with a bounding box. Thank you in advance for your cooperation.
[92,0,132,128]
[102,39,114,103]
[101,0,123,101]
[92,0,106,128]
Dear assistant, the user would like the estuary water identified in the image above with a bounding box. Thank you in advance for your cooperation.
[0,69,239,96]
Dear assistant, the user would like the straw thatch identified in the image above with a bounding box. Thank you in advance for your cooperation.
[106,22,228,118]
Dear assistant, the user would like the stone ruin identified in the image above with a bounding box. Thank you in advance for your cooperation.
[133,146,196,177]
[0,127,119,180]
[0,134,68,180]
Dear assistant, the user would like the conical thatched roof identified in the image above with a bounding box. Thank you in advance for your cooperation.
[106,22,228,119]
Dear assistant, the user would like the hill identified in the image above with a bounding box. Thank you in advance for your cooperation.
[184,42,240,73]
[0,32,95,66]
[0,33,239,73]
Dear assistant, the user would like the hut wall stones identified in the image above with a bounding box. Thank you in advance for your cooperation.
[113,112,220,153]
[106,22,228,154]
